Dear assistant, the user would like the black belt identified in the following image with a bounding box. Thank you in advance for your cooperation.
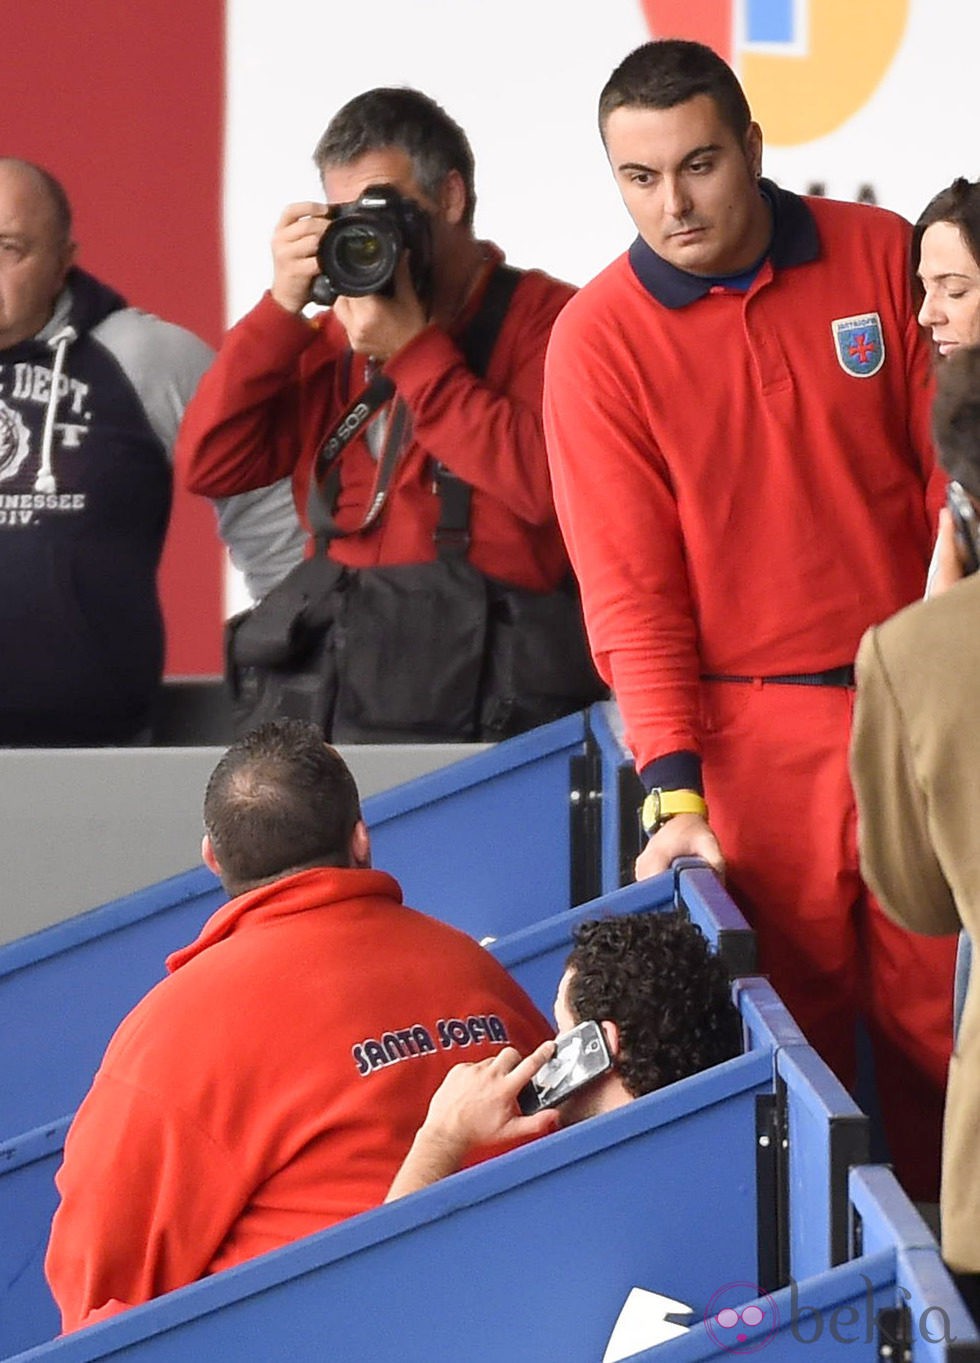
[702,665,856,688]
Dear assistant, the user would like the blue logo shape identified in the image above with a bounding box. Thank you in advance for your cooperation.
[831,312,885,378]
[746,0,797,46]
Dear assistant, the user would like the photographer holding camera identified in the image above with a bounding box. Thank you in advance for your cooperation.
[177,87,602,743]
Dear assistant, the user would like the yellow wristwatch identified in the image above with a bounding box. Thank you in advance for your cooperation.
[641,788,708,836]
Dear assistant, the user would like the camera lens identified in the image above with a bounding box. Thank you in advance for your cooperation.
[336,226,383,274]
[318,215,401,297]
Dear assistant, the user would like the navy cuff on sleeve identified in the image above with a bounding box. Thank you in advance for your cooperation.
[639,751,703,795]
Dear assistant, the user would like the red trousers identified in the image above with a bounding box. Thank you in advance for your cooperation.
[700,678,956,1203]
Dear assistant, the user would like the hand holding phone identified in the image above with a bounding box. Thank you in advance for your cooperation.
[946,480,980,576]
[385,1041,560,1202]
[518,1019,613,1115]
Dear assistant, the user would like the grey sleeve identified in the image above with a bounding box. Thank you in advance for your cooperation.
[94,308,306,599]
[215,479,307,602]
[90,308,214,454]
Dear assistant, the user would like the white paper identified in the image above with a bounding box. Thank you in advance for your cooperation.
[602,1286,693,1362]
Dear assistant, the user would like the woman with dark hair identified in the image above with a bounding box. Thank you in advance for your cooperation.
[914,178,980,594]
[912,181,980,1048]
[913,177,980,362]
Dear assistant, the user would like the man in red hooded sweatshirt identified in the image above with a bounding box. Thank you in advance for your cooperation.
[45,718,552,1332]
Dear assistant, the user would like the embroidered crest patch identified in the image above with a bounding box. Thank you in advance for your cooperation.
[831,313,885,378]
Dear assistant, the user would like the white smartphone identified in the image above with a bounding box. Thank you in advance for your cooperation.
[517,1019,613,1115]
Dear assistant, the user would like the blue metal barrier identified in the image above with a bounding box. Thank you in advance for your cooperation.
[625,1167,980,1362]
[780,1045,869,1282]
[366,711,587,939]
[624,1251,901,1361]
[674,863,756,976]
[1,1050,771,1362]
[735,976,808,1055]
[588,701,643,896]
[0,869,223,1144]
[735,977,870,1285]
[0,1119,66,1357]
[848,1166,979,1362]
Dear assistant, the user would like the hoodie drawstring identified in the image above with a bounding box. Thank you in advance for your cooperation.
[34,325,77,495]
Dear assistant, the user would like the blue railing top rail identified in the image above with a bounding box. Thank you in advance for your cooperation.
[0,1114,72,1178]
[0,867,219,982]
[624,1249,900,1361]
[849,1165,942,1259]
[779,1045,865,1126]
[735,976,808,1052]
[588,700,630,762]
[489,873,674,962]
[363,711,587,825]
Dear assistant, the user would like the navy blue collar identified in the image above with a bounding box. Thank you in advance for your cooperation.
[627,179,820,309]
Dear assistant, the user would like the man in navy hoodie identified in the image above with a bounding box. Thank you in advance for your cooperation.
[0,157,302,745]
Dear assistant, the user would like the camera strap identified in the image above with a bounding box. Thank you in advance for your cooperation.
[307,260,522,550]
[307,371,411,544]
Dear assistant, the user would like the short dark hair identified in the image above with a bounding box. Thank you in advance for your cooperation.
[911,178,980,311]
[203,719,362,895]
[564,912,741,1098]
[0,157,72,243]
[598,39,752,142]
[932,345,980,496]
[313,87,477,227]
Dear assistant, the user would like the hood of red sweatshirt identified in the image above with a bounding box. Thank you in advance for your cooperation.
[166,866,403,973]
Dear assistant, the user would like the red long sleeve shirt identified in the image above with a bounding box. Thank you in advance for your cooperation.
[176,247,576,593]
[544,185,941,774]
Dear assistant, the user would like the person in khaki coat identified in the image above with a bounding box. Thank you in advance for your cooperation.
[851,343,980,1283]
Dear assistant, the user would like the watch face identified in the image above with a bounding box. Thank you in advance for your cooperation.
[641,790,662,835]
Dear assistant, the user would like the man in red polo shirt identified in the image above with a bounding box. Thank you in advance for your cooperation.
[543,38,956,1202]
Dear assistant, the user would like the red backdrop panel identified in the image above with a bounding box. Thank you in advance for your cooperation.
[0,0,226,673]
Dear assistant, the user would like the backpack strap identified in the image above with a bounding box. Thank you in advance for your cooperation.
[433,262,522,558]
[458,262,522,375]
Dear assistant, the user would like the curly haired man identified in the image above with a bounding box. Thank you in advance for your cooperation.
[386,912,742,1198]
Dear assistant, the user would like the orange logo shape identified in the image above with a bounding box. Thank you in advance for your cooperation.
[640,0,909,146]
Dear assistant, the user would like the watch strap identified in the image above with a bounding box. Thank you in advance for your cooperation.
[641,788,708,835]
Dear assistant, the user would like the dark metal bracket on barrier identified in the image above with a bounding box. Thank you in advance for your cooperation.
[617,761,646,887]
[756,1085,790,1293]
[673,858,758,978]
[850,1204,864,1260]
[568,732,602,908]
[876,1305,912,1363]
[757,1079,869,1294]
[829,1113,871,1268]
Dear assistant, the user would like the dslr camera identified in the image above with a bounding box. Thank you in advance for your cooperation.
[311,183,434,308]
